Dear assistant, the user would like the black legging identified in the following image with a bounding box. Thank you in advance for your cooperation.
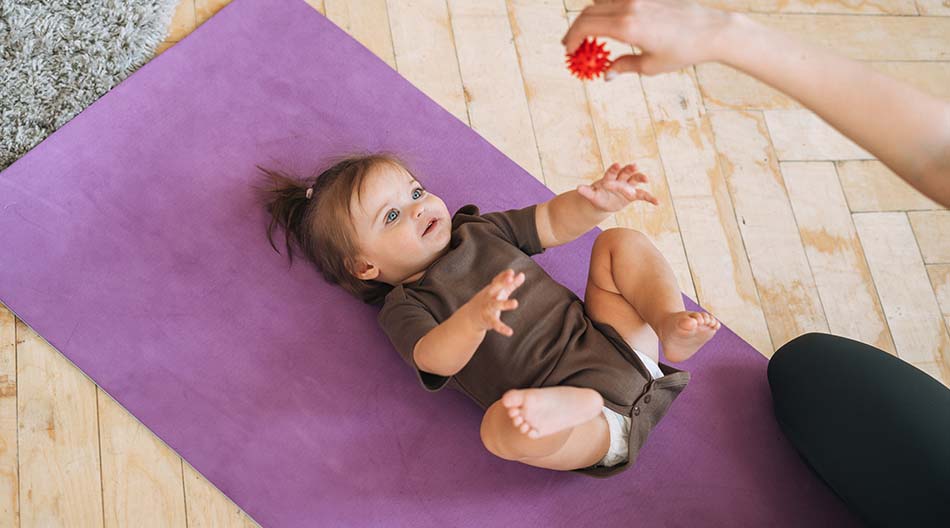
[767,333,950,527]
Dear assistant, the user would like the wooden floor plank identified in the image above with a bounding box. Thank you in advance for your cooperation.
[915,361,950,387]
[99,389,187,528]
[927,264,950,333]
[748,14,950,61]
[908,211,950,264]
[853,212,950,368]
[566,14,696,299]
[447,0,545,181]
[697,61,950,111]
[641,70,773,354]
[700,0,918,14]
[183,461,260,527]
[195,0,229,28]
[507,0,610,205]
[927,265,950,379]
[837,160,946,213]
[16,319,103,527]
[0,304,17,527]
[709,111,828,347]
[388,0,469,124]
[928,265,950,307]
[915,0,950,15]
[166,0,196,42]
[764,110,872,161]
[782,162,897,354]
[325,0,396,69]
[568,0,919,13]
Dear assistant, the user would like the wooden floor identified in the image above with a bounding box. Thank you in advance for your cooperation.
[2,0,948,525]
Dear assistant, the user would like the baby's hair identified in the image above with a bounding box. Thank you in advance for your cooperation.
[252,152,412,305]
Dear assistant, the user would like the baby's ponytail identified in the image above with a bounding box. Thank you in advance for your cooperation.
[252,153,406,305]
[254,166,318,266]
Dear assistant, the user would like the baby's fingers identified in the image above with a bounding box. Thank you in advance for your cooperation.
[618,164,647,184]
[495,271,526,299]
[603,180,658,205]
[498,298,519,311]
[494,322,514,337]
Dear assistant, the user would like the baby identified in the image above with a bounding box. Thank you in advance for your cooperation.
[256,152,720,478]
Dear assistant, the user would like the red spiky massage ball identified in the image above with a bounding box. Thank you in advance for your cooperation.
[565,37,612,81]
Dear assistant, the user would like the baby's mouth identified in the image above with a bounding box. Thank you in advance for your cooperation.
[423,219,437,236]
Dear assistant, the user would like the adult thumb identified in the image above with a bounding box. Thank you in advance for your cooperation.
[606,54,645,79]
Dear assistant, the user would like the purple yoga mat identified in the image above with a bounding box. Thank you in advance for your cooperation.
[0,0,861,526]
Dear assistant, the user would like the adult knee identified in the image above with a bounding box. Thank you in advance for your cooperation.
[767,332,950,526]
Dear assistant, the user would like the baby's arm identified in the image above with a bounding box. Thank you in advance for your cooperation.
[414,269,526,376]
[413,305,485,377]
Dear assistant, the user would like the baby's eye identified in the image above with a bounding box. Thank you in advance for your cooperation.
[384,188,426,225]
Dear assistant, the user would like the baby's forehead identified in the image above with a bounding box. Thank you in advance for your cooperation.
[361,163,414,197]
[353,162,415,215]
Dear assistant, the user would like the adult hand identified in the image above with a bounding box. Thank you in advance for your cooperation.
[562,0,736,76]
[562,0,950,206]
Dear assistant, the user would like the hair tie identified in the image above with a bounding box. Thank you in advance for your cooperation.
[305,187,314,200]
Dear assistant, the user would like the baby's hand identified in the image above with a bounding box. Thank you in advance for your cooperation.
[577,162,659,213]
[463,269,526,336]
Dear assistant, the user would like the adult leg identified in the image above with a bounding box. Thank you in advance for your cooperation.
[768,332,950,527]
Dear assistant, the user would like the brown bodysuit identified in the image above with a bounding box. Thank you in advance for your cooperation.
[378,204,690,478]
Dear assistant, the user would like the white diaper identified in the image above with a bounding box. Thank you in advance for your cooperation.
[634,348,665,380]
[596,405,632,467]
[595,349,664,468]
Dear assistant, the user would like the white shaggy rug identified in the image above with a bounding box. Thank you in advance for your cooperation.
[0,0,180,169]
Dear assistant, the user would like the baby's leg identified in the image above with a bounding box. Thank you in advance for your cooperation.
[480,386,610,471]
[585,228,720,363]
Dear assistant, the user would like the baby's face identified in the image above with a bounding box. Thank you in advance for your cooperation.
[349,162,451,285]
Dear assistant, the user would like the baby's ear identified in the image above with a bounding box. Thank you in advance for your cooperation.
[352,259,379,281]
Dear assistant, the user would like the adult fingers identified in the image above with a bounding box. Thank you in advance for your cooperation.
[607,54,648,75]
[562,10,631,55]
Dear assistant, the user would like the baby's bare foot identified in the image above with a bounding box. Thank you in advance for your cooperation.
[659,311,720,362]
[501,386,603,439]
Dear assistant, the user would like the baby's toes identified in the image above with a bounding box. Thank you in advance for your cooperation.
[502,389,525,410]
[511,414,524,427]
[519,422,532,434]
